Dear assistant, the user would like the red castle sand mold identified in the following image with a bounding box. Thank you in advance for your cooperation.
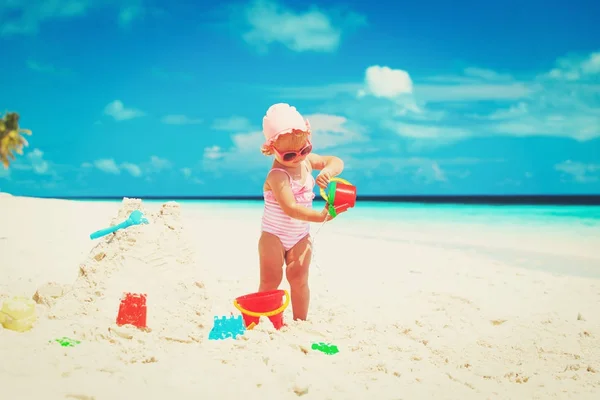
[116,292,147,329]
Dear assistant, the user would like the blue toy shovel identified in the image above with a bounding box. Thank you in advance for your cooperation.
[90,210,149,240]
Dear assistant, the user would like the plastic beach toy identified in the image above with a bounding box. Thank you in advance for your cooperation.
[320,177,357,218]
[208,315,247,340]
[90,210,149,240]
[116,292,147,329]
[312,342,339,355]
[233,289,290,330]
[0,296,37,332]
[52,337,81,347]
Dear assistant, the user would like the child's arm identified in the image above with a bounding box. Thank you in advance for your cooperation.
[308,153,344,175]
[307,153,344,188]
[267,171,329,223]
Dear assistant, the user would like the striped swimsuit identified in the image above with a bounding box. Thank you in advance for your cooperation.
[261,163,316,251]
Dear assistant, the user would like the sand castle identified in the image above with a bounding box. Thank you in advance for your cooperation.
[29,198,211,363]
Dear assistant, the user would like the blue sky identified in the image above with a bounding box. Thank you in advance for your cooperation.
[0,0,599,197]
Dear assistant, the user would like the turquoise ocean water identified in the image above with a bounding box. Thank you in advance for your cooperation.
[81,198,600,278]
[85,199,600,229]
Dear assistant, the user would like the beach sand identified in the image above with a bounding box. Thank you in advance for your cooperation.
[0,195,599,399]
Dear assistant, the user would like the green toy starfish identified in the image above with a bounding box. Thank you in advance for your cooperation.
[311,342,339,355]
[53,337,81,347]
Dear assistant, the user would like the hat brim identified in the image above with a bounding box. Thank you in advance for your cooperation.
[261,119,311,150]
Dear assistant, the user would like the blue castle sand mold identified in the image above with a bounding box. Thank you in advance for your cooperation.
[208,315,247,340]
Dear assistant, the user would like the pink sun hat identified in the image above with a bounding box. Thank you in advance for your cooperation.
[261,103,311,152]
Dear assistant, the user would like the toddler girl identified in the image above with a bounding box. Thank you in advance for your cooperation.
[258,103,344,321]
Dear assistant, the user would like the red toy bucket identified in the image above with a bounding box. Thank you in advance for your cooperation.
[320,177,357,218]
[116,292,147,329]
[233,289,290,330]
[333,182,357,208]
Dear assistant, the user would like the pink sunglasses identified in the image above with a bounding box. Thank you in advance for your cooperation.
[274,141,313,162]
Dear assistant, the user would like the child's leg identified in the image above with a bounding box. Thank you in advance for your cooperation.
[284,234,312,321]
[258,231,285,292]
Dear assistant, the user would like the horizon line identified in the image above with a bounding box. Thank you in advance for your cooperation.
[33,194,600,205]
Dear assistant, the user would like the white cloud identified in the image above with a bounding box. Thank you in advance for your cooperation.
[305,113,367,149]
[582,53,600,75]
[416,67,529,103]
[383,121,471,140]
[103,100,145,121]
[307,114,348,131]
[415,82,532,103]
[265,83,362,100]
[90,159,139,177]
[26,59,71,76]
[462,67,514,82]
[482,71,600,141]
[0,0,89,36]
[238,0,365,53]
[277,50,600,143]
[339,154,481,184]
[8,148,53,176]
[93,159,121,174]
[230,131,266,153]
[544,52,600,81]
[274,81,531,103]
[120,162,142,177]
[212,116,254,131]
[161,114,202,125]
[180,167,192,178]
[149,155,171,171]
[423,67,515,84]
[555,160,600,183]
[86,155,171,177]
[204,145,225,160]
[362,65,413,98]
[179,167,203,184]
[26,149,50,174]
[490,115,599,141]
[202,112,366,172]
[0,0,147,37]
[269,67,530,103]
[201,132,269,172]
[482,102,529,120]
[359,156,489,171]
[415,161,447,184]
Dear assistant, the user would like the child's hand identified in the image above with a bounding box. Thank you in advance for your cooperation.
[316,170,331,189]
[319,205,334,222]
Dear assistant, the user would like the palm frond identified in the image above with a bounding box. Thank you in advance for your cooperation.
[0,112,32,169]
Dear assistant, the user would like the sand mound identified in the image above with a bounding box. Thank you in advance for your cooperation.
[35,198,210,364]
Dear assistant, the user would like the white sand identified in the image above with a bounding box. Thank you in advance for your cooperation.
[0,196,599,400]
